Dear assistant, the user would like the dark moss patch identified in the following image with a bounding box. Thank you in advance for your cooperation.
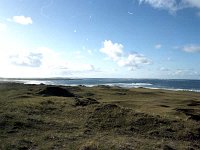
[13,139,37,150]
[0,114,14,129]
[12,95,32,99]
[159,105,170,108]
[187,100,200,106]
[189,114,200,121]
[175,108,200,121]
[115,92,127,95]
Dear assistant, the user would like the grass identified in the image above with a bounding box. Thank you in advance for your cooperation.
[0,83,200,149]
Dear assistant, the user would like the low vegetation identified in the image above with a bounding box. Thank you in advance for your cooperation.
[0,83,200,149]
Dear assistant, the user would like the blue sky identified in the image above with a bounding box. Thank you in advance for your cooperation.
[0,0,200,79]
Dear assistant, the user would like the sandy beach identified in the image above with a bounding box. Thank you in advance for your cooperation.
[0,82,199,149]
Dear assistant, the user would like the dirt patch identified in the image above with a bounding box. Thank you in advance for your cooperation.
[38,86,75,97]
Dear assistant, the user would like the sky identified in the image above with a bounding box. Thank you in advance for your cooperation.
[0,0,200,79]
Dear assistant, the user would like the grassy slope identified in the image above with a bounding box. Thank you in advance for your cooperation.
[0,83,200,150]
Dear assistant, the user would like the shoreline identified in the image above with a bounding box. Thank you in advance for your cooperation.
[1,80,200,93]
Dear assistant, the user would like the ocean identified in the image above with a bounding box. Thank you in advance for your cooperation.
[1,78,200,92]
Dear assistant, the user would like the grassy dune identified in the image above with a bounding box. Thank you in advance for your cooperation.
[0,83,200,149]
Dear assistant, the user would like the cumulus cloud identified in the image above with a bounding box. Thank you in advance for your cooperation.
[100,40,150,70]
[139,0,178,12]
[100,40,123,61]
[138,0,200,13]
[117,54,150,70]
[182,45,200,53]
[0,23,6,32]
[9,16,33,25]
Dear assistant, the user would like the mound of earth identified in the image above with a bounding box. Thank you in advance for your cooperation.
[85,104,131,130]
[85,104,200,142]
[38,86,75,97]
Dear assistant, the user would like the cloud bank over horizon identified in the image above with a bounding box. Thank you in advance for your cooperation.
[0,45,98,78]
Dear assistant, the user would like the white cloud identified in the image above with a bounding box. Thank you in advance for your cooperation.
[155,44,162,49]
[184,0,200,8]
[87,50,93,55]
[73,50,85,59]
[0,43,96,77]
[166,68,199,78]
[10,52,43,67]
[59,63,95,72]
[160,67,170,71]
[118,53,150,70]
[128,12,134,15]
[182,44,200,53]
[139,0,178,12]
[167,57,171,61]
[174,69,185,75]
[0,23,6,32]
[100,40,150,70]
[100,40,123,61]
[138,0,200,13]
[10,16,33,25]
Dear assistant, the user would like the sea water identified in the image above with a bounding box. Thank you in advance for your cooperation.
[1,78,200,92]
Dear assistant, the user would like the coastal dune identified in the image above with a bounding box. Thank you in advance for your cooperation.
[0,82,199,149]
